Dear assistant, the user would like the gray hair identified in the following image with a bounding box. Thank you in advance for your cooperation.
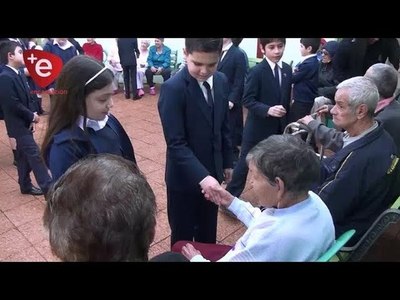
[245,135,320,195]
[336,76,379,117]
[364,63,399,99]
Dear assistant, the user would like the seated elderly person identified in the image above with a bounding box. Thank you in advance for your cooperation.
[298,76,398,246]
[173,134,335,262]
[145,38,171,95]
[136,39,150,97]
[43,154,157,261]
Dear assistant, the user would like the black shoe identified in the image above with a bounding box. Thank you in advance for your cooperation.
[125,93,130,99]
[21,186,44,196]
[132,95,141,100]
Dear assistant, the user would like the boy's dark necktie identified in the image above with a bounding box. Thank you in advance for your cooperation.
[274,64,280,87]
[203,81,214,127]
[203,81,214,108]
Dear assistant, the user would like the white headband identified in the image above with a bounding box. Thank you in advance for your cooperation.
[85,66,108,86]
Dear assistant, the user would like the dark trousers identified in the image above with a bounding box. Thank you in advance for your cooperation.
[289,101,314,123]
[122,65,137,97]
[167,187,218,246]
[16,134,52,194]
[229,107,242,163]
[226,140,257,197]
[145,68,171,87]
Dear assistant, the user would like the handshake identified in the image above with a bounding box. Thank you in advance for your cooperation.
[199,169,234,207]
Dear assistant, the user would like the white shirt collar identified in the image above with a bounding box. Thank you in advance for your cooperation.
[198,76,213,89]
[222,42,233,52]
[53,39,74,50]
[6,65,19,75]
[77,115,109,132]
[265,57,282,70]
[299,53,317,63]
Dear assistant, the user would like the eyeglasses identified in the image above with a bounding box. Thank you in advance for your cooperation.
[321,50,329,56]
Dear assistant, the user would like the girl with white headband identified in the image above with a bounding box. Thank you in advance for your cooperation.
[41,55,138,183]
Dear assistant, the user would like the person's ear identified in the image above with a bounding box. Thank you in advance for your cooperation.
[356,103,368,119]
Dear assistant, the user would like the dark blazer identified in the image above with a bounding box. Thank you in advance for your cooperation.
[292,55,319,103]
[242,59,292,144]
[117,38,140,66]
[0,66,35,138]
[217,46,247,105]
[46,114,136,182]
[375,100,400,153]
[318,123,397,245]
[158,66,233,191]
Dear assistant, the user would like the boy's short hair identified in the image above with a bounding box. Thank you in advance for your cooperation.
[185,38,223,54]
[259,38,286,48]
[0,40,19,65]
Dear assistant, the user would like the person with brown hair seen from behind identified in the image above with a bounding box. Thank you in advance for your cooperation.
[146,38,171,95]
[43,154,157,261]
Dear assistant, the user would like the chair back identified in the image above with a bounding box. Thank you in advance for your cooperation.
[340,209,400,261]
[316,229,356,262]
[170,50,178,70]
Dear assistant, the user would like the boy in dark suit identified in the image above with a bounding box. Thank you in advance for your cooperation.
[218,38,247,165]
[289,38,320,122]
[117,38,140,100]
[227,38,293,198]
[0,41,52,195]
[158,38,233,246]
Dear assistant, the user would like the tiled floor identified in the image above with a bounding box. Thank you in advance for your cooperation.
[0,86,255,261]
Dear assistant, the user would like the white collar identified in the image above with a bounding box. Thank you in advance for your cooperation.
[77,115,109,132]
[198,76,213,89]
[265,57,282,70]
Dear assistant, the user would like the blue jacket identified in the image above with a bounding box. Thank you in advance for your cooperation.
[158,66,232,191]
[292,56,319,104]
[46,114,136,182]
[317,123,398,245]
[147,45,171,69]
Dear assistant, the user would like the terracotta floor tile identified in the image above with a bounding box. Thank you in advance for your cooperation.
[33,239,61,262]
[1,177,19,195]
[216,211,245,243]
[137,159,164,175]
[4,200,45,227]
[149,238,171,259]
[2,246,45,262]
[0,212,15,235]
[146,168,166,186]
[153,211,171,244]
[0,192,35,212]
[0,228,32,261]
[18,217,48,245]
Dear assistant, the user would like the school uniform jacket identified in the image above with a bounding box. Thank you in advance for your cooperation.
[242,59,292,144]
[0,66,35,138]
[46,114,136,182]
[158,66,233,191]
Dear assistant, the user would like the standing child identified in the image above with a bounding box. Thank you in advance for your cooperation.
[41,55,137,182]
[227,38,292,198]
[0,40,52,195]
[289,38,320,122]
[158,38,233,246]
